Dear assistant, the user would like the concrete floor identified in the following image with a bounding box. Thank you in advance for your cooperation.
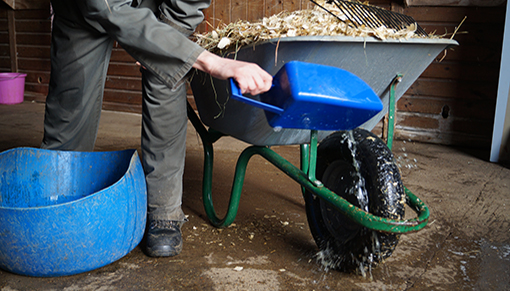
[0,101,509,291]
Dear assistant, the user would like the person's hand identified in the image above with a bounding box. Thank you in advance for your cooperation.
[193,50,272,95]
[135,61,147,70]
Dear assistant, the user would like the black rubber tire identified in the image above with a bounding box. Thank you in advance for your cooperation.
[304,128,405,274]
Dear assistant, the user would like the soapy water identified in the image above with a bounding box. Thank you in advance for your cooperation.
[499,244,510,259]
[345,131,384,276]
[315,231,383,279]
[395,140,418,170]
[446,237,510,286]
[344,130,369,212]
[314,130,382,277]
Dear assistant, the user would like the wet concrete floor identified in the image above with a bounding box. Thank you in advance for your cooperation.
[0,101,509,290]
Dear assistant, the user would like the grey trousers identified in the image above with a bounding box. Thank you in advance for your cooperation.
[140,0,210,222]
[42,0,210,222]
[141,70,188,221]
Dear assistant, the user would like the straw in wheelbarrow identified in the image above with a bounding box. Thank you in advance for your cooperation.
[229,61,383,131]
[194,0,433,53]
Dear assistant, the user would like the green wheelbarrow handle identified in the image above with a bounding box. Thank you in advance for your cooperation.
[201,144,428,233]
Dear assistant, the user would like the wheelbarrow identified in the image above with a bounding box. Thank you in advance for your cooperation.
[189,35,458,273]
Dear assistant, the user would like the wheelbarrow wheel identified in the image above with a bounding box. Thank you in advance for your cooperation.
[304,128,405,274]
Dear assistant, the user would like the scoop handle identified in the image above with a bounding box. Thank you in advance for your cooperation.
[229,79,284,115]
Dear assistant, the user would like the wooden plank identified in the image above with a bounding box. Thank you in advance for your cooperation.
[407,79,498,100]
[1,0,50,10]
[428,44,502,63]
[397,114,439,129]
[398,95,496,119]
[105,76,142,91]
[16,45,49,58]
[265,0,283,18]
[0,19,8,31]
[405,0,505,7]
[110,48,136,63]
[107,63,142,78]
[391,1,405,14]
[405,6,505,23]
[302,0,314,10]
[420,24,503,45]
[23,0,50,10]
[12,8,50,19]
[23,70,49,85]
[398,111,494,136]
[421,24,503,43]
[396,128,491,148]
[16,33,50,45]
[14,18,51,33]
[442,117,494,136]
[102,101,142,114]
[197,6,209,33]
[7,9,16,72]
[398,96,449,115]
[103,89,142,105]
[368,0,392,7]
[0,56,11,70]
[211,0,230,27]
[24,91,46,102]
[231,0,247,22]
[247,0,264,22]
[0,32,7,44]
[17,58,49,71]
[420,62,501,82]
[282,0,303,13]
[24,82,47,96]
[0,43,8,56]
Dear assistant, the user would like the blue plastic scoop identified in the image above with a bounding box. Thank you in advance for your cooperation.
[229,61,383,131]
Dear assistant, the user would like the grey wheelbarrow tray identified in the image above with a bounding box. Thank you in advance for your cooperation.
[189,35,458,234]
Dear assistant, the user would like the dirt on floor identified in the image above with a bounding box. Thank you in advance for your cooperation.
[0,102,509,291]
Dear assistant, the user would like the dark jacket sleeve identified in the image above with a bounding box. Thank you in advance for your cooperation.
[77,0,205,88]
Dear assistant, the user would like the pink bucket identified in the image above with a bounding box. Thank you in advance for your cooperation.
[0,73,26,105]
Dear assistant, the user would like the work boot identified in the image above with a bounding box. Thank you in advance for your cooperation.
[146,220,183,257]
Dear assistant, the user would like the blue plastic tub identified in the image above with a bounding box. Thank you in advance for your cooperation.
[0,147,147,277]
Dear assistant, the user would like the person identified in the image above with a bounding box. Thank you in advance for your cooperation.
[41,0,272,258]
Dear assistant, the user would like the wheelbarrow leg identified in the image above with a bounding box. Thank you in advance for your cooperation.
[300,130,323,197]
[300,144,309,196]
[187,102,236,227]
[386,74,403,150]
[188,102,268,228]
[385,74,427,220]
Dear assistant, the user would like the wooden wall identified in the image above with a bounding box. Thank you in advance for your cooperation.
[402,4,505,148]
[0,0,506,149]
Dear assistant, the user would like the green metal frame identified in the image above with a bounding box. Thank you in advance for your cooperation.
[187,75,429,234]
[387,74,403,151]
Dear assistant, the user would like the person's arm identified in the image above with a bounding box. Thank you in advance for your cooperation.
[76,0,205,87]
[78,0,272,94]
[192,50,272,96]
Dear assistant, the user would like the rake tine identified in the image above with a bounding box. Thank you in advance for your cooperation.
[309,0,428,36]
